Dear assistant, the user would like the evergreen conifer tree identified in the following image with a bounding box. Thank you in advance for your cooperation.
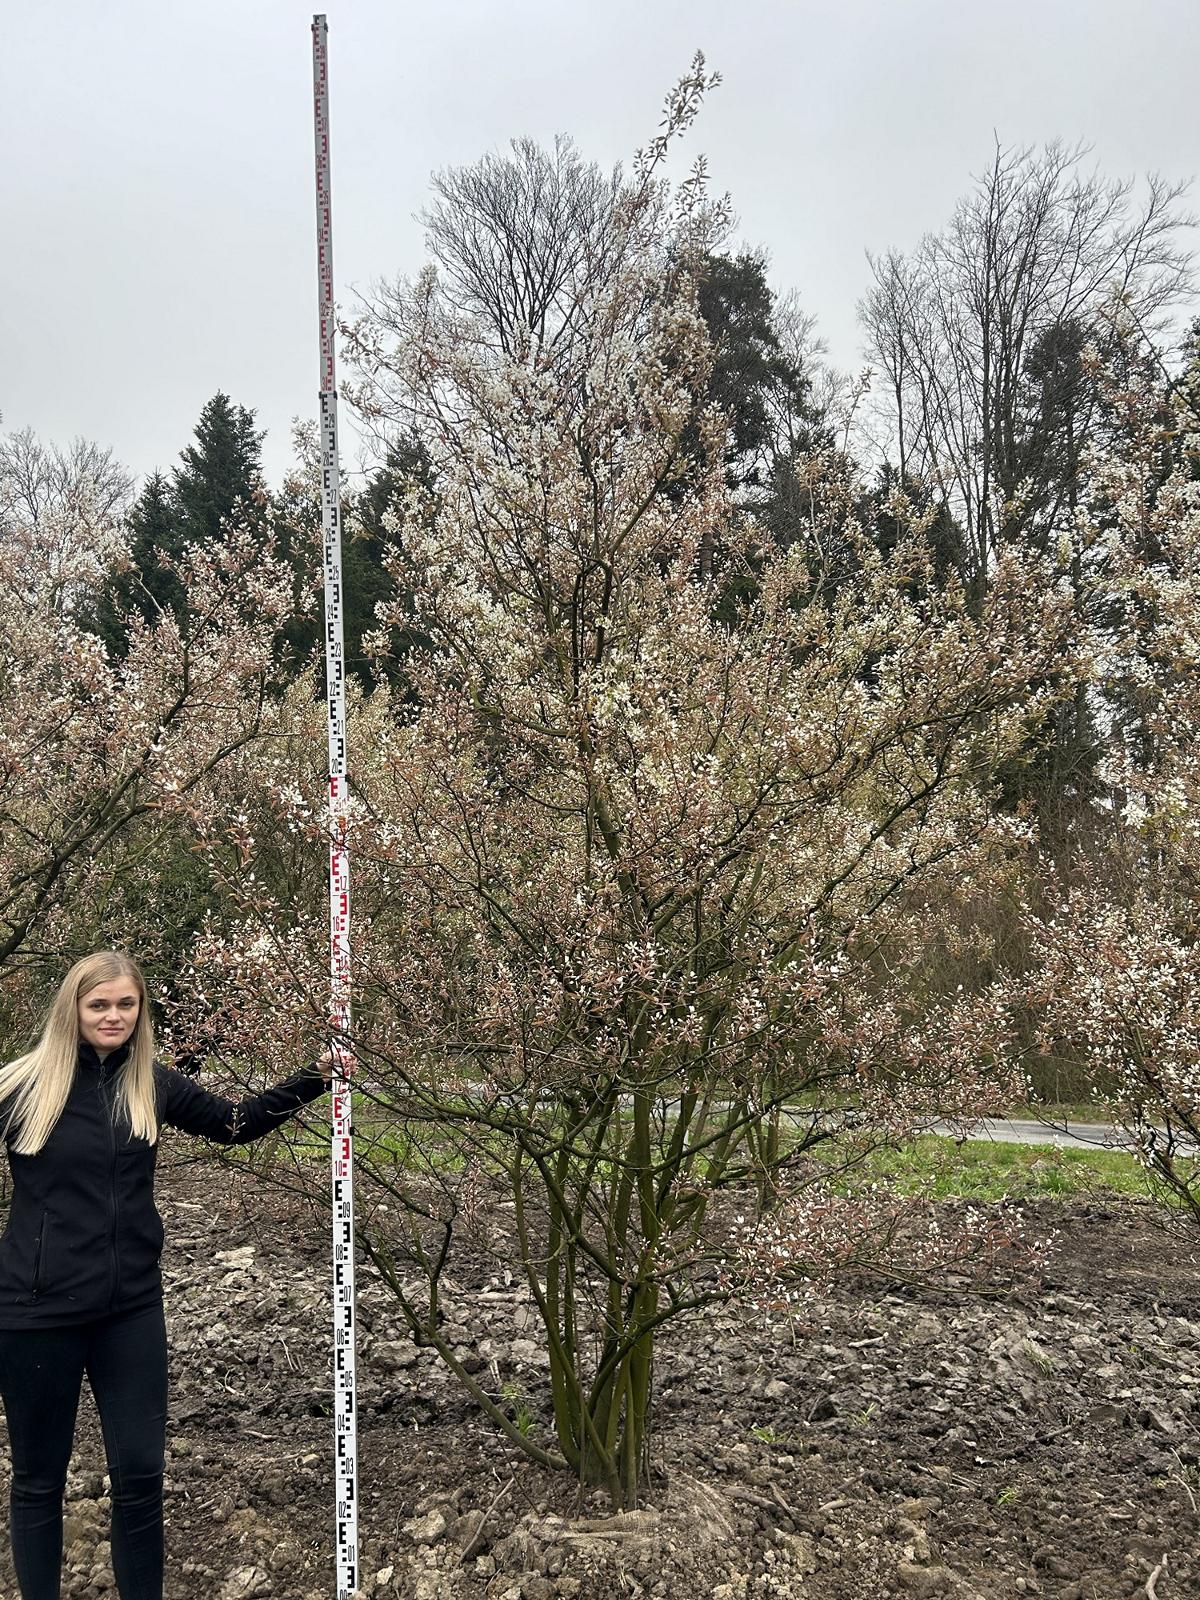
[344,434,434,691]
[173,392,264,548]
[83,469,184,656]
[86,393,265,657]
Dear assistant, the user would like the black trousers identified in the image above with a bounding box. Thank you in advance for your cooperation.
[0,1302,167,1600]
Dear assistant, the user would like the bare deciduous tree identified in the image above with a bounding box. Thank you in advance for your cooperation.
[860,140,1193,600]
[421,135,628,360]
[344,55,730,456]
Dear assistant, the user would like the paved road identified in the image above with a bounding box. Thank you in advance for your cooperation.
[927,1117,1198,1156]
[483,1094,1195,1158]
[772,1103,1181,1154]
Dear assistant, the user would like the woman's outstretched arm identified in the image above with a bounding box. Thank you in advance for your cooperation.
[156,1057,333,1145]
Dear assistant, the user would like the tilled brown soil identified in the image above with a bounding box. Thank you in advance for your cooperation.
[2,1154,1197,1600]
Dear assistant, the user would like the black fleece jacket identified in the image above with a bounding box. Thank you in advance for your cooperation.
[0,1041,327,1329]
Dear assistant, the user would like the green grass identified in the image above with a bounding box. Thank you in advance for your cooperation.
[218,1090,1181,1209]
[842,1134,1169,1204]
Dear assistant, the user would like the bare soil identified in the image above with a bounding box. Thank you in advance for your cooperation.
[2,1155,1197,1600]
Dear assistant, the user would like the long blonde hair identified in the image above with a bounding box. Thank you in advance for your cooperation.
[0,951,158,1154]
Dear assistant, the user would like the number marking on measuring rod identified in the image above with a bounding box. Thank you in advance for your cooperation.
[312,15,358,1597]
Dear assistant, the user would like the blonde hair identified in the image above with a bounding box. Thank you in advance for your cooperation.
[0,951,158,1154]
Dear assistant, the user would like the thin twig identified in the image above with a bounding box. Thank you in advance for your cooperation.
[725,1486,785,1516]
[770,1482,796,1520]
[459,1474,515,1565]
[1145,1554,1167,1599]
[1169,1451,1198,1514]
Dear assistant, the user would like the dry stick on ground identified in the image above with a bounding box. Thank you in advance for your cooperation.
[1144,1555,1167,1599]
[460,1476,515,1565]
[725,1487,787,1518]
[1169,1451,1198,1514]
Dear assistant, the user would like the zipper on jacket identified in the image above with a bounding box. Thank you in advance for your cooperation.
[31,1213,46,1299]
[101,1068,120,1311]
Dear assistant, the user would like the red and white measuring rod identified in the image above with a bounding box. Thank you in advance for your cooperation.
[312,16,358,1598]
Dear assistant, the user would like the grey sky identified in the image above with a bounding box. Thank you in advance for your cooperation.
[4,0,1197,489]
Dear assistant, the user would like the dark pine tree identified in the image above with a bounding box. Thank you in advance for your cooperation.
[83,470,186,658]
[681,253,827,618]
[172,392,265,549]
[345,434,435,692]
[85,393,266,658]
[270,432,436,693]
[690,252,816,502]
[1169,318,1200,484]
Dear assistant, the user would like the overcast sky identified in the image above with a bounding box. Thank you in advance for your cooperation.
[3,0,1198,490]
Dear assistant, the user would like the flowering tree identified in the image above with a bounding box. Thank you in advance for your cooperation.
[0,441,298,1038]
[1020,334,1200,1223]
[0,427,133,617]
[175,87,1085,1503]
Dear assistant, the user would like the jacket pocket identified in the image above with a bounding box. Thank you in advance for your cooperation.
[31,1212,47,1298]
[10,1212,50,1304]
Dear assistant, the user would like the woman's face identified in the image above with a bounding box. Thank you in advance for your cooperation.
[77,979,141,1055]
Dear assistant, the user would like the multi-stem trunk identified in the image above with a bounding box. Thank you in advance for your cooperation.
[520,1080,667,1508]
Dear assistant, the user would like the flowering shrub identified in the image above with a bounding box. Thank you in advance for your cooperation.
[1022,337,1200,1222]
[0,459,296,1036]
[175,121,1083,1501]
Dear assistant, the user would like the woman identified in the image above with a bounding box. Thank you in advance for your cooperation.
[0,950,336,1600]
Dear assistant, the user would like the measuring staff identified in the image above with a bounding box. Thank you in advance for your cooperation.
[311,17,359,1598]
